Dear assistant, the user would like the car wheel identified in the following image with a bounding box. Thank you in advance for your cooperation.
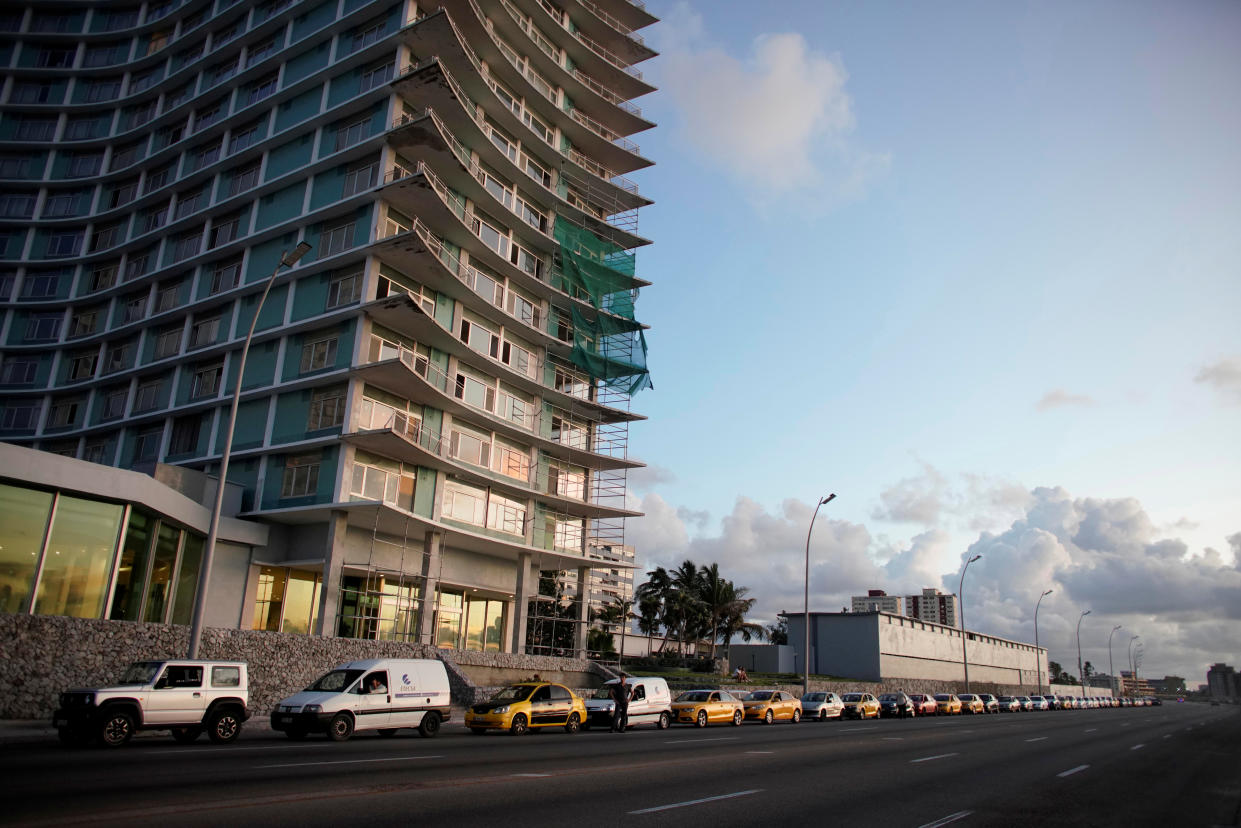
[764,709,774,725]
[171,726,201,744]
[57,727,90,747]
[510,713,529,736]
[207,708,243,744]
[327,712,354,742]
[377,728,399,738]
[99,710,134,748]
[819,710,827,721]
[285,728,307,741]
[564,713,581,734]
[419,711,441,738]
[695,710,708,728]
[657,711,671,730]
[732,709,743,727]
[792,709,802,724]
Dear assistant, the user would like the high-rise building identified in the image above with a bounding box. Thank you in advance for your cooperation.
[0,0,656,656]
[851,589,901,615]
[905,587,958,628]
[1207,663,1238,700]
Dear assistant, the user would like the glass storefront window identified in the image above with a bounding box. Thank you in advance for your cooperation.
[435,590,463,648]
[33,495,123,618]
[465,597,486,650]
[110,510,153,620]
[170,533,203,625]
[0,484,53,613]
[143,523,180,623]
[484,600,504,652]
[252,566,286,631]
[280,569,321,635]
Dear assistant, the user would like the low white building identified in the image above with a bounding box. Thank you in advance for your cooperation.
[851,590,902,615]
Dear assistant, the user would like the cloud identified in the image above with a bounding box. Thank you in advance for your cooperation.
[871,463,951,526]
[1194,357,1241,403]
[1035,389,1096,411]
[624,482,1241,679]
[655,3,887,200]
[870,463,1033,533]
[627,464,677,492]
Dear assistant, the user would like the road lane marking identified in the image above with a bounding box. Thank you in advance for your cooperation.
[917,810,974,828]
[629,789,761,814]
[1130,744,1145,751]
[512,773,551,777]
[1025,737,1048,742]
[744,751,773,755]
[257,755,442,769]
[1084,728,1097,733]
[883,737,904,741]
[911,753,959,764]
[149,744,336,755]
[664,736,740,744]
[1058,765,1090,778]
[839,727,878,732]
[1162,734,1171,739]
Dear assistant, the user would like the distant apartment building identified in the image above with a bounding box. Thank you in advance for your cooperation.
[905,588,958,628]
[1119,670,1155,697]
[851,589,902,615]
[1207,663,1239,699]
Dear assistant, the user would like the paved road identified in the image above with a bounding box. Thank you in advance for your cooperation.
[6,703,1238,827]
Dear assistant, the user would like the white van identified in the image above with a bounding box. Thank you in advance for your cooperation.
[584,676,672,730]
[271,658,451,741]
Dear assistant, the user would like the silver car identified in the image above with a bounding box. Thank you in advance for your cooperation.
[800,691,844,721]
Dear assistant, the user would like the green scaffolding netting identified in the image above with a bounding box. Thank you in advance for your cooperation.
[553,219,642,317]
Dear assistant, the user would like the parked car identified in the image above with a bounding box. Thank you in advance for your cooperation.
[1015,695,1034,711]
[671,690,744,727]
[841,693,881,719]
[800,691,845,721]
[743,690,802,724]
[54,660,249,748]
[878,693,917,718]
[584,677,672,731]
[996,695,1020,712]
[1027,696,1049,711]
[465,682,586,735]
[933,693,962,715]
[273,658,451,741]
[977,693,1000,713]
[957,694,985,714]
[909,693,938,716]
[1058,695,1077,709]
[1040,695,1061,710]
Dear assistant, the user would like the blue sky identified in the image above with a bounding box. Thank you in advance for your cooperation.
[619,0,1241,681]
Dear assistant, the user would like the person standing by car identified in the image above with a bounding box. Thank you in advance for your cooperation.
[610,675,632,732]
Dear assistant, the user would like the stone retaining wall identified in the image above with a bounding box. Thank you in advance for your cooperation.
[0,613,615,719]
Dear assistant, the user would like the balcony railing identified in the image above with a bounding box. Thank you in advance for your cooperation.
[577,0,644,44]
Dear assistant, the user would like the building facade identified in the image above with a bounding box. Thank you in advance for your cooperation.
[851,589,901,615]
[0,0,656,656]
[1206,663,1238,700]
[905,587,958,628]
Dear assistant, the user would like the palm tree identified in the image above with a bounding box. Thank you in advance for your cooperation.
[635,566,673,652]
[636,593,662,654]
[669,560,705,655]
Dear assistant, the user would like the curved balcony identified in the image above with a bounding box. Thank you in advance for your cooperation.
[360,292,640,424]
[538,0,657,66]
[350,335,640,471]
[341,412,640,520]
[387,108,650,252]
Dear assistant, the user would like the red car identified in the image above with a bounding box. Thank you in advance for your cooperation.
[908,694,938,716]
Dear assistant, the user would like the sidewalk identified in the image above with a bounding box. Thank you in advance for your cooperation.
[0,718,276,746]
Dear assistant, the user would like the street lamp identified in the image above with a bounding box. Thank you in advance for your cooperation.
[1076,610,1091,689]
[1107,625,1123,698]
[187,242,313,658]
[803,493,836,696]
[1034,589,1053,695]
[959,553,981,693]
[1127,635,1140,697]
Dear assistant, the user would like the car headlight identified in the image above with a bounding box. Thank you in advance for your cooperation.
[493,705,509,714]
[302,704,321,713]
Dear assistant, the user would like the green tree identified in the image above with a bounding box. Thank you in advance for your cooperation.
[766,617,789,645]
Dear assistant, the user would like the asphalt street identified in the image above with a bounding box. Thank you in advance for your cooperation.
[5,703,1238,828]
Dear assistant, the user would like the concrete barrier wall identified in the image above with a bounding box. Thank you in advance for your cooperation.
[0,613,612,720]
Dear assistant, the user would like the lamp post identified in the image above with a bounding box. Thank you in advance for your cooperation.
[1107,624,1122,698]
[802,493,836,696]
[1034,589,1052,695]
[1076,610,1091,690]
[1127,635,1140,697]
[187,242,312,658]
[959,553,981,694]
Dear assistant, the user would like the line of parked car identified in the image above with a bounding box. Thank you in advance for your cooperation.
[52,655,1162,748]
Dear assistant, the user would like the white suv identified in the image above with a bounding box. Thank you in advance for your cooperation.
[54,660,249,747]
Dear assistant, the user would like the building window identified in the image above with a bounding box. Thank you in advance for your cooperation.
[133,426,162,462]
[281,454,320,498]
[1,403,41,431]
[320,222,354,256]
[228,122,263,154]
[168,415,201,455]
[349,462,412,508]
[144,164,174,193]
[122,295,146,323]
[175,186,209,218]
[155,282,180,313]
[46,231,83,258]
[153,327,182,359]
[449,426,490,468]
[69,309,99,338]
[100,387,128,420]
[67,352,97,381]
[188,316,221,348]
[15,117,57,141]
[326,271,363,308]
[171,230,201,261]
[90,223,124,252]
[342,160,378,197]
[26,313,62,342]
[459,317,500,359]
[0,194,35,218]
[46,399,82,429]
[190,363,222,398]
[246,74,278,105]
[133,379,163,412]
[227,162,261,196]
[23,271,62,298]
[334,118,370,152]
[300,337,338,373]
[1,357,39,385]
[189,140,222,172]
[359,60,392,93]
[442,479,486,526]
[487,492,526,535]
[209,213,243,246]
[352,20,385,51]
[210,258,242,294]
[124,248,154,281]
[307,387,346,430]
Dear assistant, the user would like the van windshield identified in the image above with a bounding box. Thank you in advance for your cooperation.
[307,669,365,692]
[591,686,617,700]
[118,662,162,685]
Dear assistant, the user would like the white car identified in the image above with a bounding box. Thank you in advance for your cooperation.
[800,691,845,720]
[584,677,672,730]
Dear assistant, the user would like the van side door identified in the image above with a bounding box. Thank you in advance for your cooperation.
[352,671,391,731]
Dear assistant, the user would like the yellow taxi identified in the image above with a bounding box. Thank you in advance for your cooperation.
[933,693,963,715]
[742,690,803,724]
[671,689,744,727]
[464,682,587,735]
[957,693,986,714]
[841,692,881,719]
